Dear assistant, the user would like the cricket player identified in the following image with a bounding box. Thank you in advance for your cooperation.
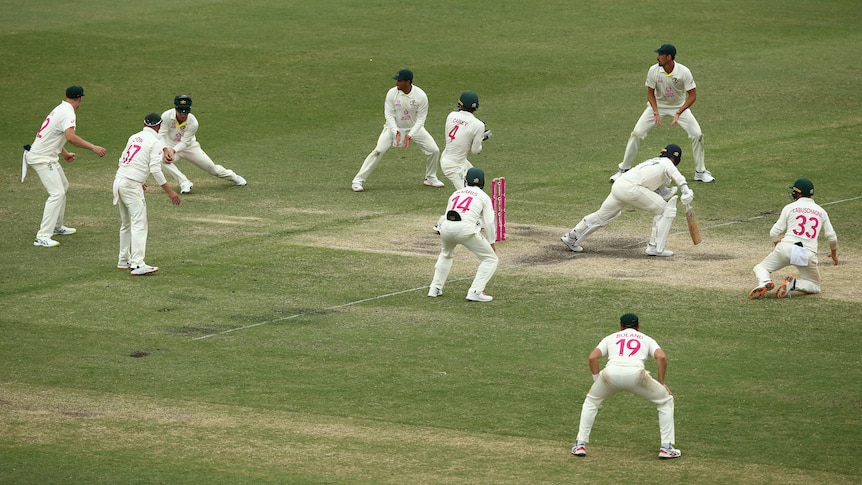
[159,95,247,194]
[24,85,107,247]
[440,90,492,190]
[428,167,498,302]
[572,313,680,459]
[749,178,838,299]
[611,44,714,184]
[114,113,181,276]
[561,144,694,257]
[351,69,444,192]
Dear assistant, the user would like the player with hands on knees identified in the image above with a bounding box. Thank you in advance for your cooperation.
[749,178,838,299]
[561,144,693,257]
[571,313,680,460]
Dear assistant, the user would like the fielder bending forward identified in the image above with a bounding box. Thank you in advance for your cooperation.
[440,90,492,190]
[749,178,838,299]
[428,167,498,302]
[561,144,693,257]
[572,313,680,459]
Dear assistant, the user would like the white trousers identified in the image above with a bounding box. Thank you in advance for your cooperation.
[353,125,441,183]
[753,241,822,293]
[161,141,237,185]
[115,177,149,267]
[621,105,706,172]
[430,221,498,294]
[29,158,68,239]
[577,366,675,445]
[440,156,472,191]
[574,179,667,235]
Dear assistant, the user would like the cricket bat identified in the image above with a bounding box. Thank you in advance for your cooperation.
[684,203,702,245]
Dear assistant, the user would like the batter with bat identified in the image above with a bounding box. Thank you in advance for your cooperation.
[561,144,694,257]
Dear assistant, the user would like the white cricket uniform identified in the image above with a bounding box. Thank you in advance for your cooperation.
[158,108,240,186]
[621,62,706,172]
[430,185,498,295]
[573,156,687,235]
[26,101,77,239]
[353,84,441,184]
[113,126,168,268]
[577,328,675,445]
[440,110,485,190]
[753,197,838,294]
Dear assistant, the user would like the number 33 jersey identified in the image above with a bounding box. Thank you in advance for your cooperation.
[770,197,837,254]
[596,329,661,369]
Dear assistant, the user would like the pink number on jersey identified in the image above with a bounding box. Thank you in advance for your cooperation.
[450,195,474,212]
[121,144,142,165]
[36,117,51,138]
[448,125,460,142]
[792,215,820,239]
[615,338,642,357]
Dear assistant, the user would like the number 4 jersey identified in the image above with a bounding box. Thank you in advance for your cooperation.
[596,329,662,370]
[770,197,837,254]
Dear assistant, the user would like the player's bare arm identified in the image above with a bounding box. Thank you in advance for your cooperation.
[671,88,697,127]
[65,127,106,157]
[61,147,76,162]
[647,88,661,126]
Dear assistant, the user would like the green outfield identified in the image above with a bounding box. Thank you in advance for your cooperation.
[1,1,860,483]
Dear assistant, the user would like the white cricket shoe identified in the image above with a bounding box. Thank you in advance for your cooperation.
[351,182,364,192]
[694,170,715,183]
[117,262,130,270]
[560,233,584,253]
[130,264,159,276]
[33,237,60,247]
[53,226,77,236]
[180,181,194,194]
[428,286,442,297]
[571,442,587,457]
[234,175,247,186]
[466,291,493,302]
[609,168,628,183]
[658,446,682,459]
[645,245,674,257]
[423,177,445,188]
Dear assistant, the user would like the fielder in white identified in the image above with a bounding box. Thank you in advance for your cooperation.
[749,178,838,299]
[611,44,714,184]
[24,85,107,247]
[352,69,444,192]
[159,95,247,194]
[114,113,181,276]
[440,90,492,190]
[428,167,498,302]
[561,144,694,257]
[572,313,680,460]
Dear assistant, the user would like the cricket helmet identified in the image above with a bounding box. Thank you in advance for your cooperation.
[660,144,683,165]
[790,178,814,200]
[465,167,485,188]
[458,90,479,111]
[174,94,192,113]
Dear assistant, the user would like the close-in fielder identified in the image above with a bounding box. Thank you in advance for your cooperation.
[351,69,444,192]
[561,144,693,257]
[611,44,714,184]
[749,178,838,299]
[572,313,680,459]
[428,167,498,302]
[24,85,107,247]
[159,95,247,194]
[114,113,181,276]
[440,90,491,190]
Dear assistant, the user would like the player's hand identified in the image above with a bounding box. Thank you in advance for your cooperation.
[830,253,839,265]
[681,186,694,205]
[671,113,680,126]
[653,112,662,127]
[394,131,402,147]
[163,150,174,163]
[482,129,493,141]
[403,135,412,149]
[168,191,181,206]
[63,152,76,162]
[142,184,148,192]
[663,383,673,396]
[92,145,107,157]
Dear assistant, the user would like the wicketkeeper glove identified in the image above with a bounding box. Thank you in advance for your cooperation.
[681,185,694,205]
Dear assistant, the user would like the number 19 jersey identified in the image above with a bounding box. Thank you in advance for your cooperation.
[596,329,661,369]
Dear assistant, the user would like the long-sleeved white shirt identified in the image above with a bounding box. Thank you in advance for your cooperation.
[770,197,837,253]
[159,108,199,152]
[620,156,688,191]
[442,110,484,162]
[384,85,430,137]
[116,126,167,186]
[444,185,496,242]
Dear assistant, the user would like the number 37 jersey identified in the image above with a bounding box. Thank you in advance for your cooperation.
[596,329,661,370]
[770,197,837,254]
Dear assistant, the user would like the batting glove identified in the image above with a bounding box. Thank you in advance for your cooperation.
[681,186,694,205]
[483,129,493,141]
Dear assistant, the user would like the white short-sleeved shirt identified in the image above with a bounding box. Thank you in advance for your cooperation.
[28,101,77,159]
[620,156,687,191]
[770,197,838,253]
[116,127,167,186]
[596,329,661,370]
[384,85,430,136]
[645,62,696,109]
[444,185,495,242]
[159,108,199,152]
[442,110,484,162]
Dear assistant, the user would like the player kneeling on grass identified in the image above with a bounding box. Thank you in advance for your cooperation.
[749,178,838,300]
[561,144,693,257]
[428,167,498,302]
[114,113,181,276]
[572,313,680,460]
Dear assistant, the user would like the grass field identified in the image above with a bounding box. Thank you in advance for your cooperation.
[1,0,861,483]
